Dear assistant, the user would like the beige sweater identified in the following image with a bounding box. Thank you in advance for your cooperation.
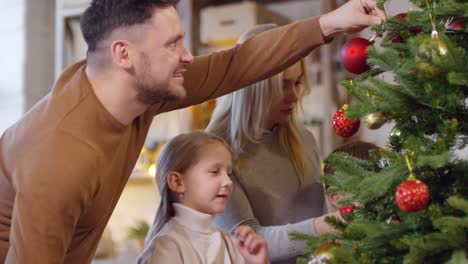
[0,16,326,263]
[138,203,246,264]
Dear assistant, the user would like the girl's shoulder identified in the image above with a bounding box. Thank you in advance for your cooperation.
[144,221,190,249]
[137,234,181,264]
[139,227,192,264]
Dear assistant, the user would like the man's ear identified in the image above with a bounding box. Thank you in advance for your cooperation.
[167,171,185,194]
[110,39,134,70]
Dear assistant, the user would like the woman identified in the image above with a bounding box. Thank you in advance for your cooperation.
[206,24,341,264]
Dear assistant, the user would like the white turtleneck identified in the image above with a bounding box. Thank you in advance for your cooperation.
[137,203,247,264]
[172,203,216,233]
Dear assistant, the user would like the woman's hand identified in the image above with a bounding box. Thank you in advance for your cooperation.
[319,0,387,40]
[313,211,345,234]
[234,225,269,264]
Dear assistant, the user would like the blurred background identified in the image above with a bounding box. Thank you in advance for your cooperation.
[0,0,413,262]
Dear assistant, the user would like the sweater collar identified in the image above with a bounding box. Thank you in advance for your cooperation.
[172,203,215,233]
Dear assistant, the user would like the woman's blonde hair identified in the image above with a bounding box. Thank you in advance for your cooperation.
[206,24,314,184]
[145,131,232,244]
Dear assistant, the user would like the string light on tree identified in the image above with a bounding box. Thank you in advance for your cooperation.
[386,215,401,224]
[389,127,405,151]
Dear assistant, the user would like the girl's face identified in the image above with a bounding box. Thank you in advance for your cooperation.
[265,62,304,129]
[181,143,233,215]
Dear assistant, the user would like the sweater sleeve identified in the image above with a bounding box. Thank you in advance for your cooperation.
[154,16,326,114]
[214,175,317,262]
[4,133,97,264]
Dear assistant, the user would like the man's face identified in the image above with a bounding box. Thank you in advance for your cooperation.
[134,6,194,105]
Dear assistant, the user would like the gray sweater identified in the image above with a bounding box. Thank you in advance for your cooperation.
[213,125,325,264]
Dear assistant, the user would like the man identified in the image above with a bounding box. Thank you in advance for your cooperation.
[0,0,385,263]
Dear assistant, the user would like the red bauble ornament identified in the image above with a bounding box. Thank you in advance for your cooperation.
[447,18,464,31]
[339,204,356,217]
[391,34,404,43]
[391,13,408,43]
[395,12,408,19]
[391,13,423,43]
[332,105,360,138]
[395,179,430,212]
[340,37,371,74]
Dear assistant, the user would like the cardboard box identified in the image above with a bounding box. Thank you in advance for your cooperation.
[201,1,290,46]
[62,0,91,9]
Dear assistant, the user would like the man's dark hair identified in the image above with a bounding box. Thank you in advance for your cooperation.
[81,0,180,52]
[323,141,380,175]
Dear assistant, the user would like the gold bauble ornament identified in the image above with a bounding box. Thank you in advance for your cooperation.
[418,37,448,60]
[364,112,389,129]
[417,62,439,79]
[308,242,339,264]
[417,31,455,66]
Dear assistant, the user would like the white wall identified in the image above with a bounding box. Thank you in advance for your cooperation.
[0,1,24,134]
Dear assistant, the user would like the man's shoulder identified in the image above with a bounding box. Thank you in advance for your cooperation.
[11,130,101,191]
[38,130,99,154]
[2,61,91,150]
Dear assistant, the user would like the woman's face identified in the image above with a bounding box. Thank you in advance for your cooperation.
[265,62,304,129]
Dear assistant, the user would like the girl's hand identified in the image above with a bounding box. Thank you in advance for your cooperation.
[234,225,269,264]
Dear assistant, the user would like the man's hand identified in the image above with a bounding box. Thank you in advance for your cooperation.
[234,226,269,264]
[319,0,387,40]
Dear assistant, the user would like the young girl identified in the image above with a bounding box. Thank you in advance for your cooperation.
[138,131,269,264]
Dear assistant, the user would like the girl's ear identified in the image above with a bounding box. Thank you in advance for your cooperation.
[167,171,185,194]
[327,192,345,209]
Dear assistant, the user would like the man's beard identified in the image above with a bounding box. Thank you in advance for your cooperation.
[136,81,179,105]
[135,53,180,105]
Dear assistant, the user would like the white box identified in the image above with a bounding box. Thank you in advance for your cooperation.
[62,0,91,10]
[201,1,290,46]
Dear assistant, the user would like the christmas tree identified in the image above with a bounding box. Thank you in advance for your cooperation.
[292,0,468,263]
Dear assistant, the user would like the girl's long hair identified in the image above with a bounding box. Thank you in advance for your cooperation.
[206,24,315,184]
[144,131,232,244]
